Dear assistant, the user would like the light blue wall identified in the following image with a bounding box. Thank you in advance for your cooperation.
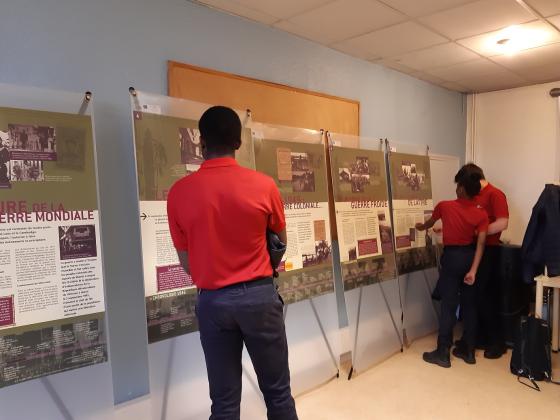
[0,0,466,403]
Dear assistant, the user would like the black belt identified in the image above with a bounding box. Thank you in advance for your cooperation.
[198,277,273,293]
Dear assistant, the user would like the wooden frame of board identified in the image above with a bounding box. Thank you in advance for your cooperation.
[167,60,360,135]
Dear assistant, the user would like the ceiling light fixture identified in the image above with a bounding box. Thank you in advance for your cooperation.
[490,25,551,56]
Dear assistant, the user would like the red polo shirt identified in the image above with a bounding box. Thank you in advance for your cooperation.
[474,183,509,246]
[431,199,488,246]
[167,157,286,290]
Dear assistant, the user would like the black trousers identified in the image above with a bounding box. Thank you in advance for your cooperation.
[437,246,477,350]
[196,279,298,420]
[475,246,503,347]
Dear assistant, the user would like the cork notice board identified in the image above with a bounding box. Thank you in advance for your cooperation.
[167,61,359,135]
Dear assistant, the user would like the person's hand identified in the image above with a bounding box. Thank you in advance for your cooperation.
[415,222,425,231]
[464,271,476,285]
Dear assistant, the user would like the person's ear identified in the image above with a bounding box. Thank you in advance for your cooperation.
[234,139,241,151]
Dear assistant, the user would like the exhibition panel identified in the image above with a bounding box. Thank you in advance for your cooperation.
[130,90,254,343]
[253,125,334,304]
[0,83,107,389]
[329,143,395,291]
[327,132,402,375]
[386,143,440,345]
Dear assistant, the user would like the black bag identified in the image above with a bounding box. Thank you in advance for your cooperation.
[267,230,286,278]
[510,316,558,390]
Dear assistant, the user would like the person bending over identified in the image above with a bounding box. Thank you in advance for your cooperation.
[454,163,509,359]
[167,106,298,420]
[416,169,488,367]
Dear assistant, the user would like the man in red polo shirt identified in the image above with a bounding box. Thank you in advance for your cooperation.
[416,169,488,367]
[455,163,509,359]
[167,106,297,420]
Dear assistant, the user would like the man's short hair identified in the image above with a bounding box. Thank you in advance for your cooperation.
[455,163,485,183]
[455,167,483,198]
[199,106,242,155]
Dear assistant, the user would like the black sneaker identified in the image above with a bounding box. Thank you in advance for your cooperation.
[484,344,507,359]
[452,346,476,364]
[423,348,451,368]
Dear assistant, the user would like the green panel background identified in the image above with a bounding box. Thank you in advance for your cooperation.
[0,107,98,211]
[330,147,389,203]
[254,139,329,203]
[134,111,254,201]
[389,152,432,201]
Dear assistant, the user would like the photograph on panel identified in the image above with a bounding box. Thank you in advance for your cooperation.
[58,225,98,260]
[399,161,427,192]
[291,151,315,192]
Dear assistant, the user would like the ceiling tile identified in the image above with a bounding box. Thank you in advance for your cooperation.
[457,68,527,91]
[228,0,333,19]
[333,21,447,59]
[440,81,471,92]
[282,0,407,44]
[525,0,560,17]
[375,59,417,74]
[196,0,278,24]
[410,72,446,85]
[424,58,506,81]
[391,43,479,71]
[519,61,560,82]
[491,42,560,72]
[458,20,560,57]
[274,20,336,45]
[419,0,535,40]
[549,14,560,27]
[378,0,476,18]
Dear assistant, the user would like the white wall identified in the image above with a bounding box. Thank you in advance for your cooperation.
[467,81,560,245]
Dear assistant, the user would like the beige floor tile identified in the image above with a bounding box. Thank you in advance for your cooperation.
[296,334,560,420]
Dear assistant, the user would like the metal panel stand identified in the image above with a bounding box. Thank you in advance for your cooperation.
[308,298,339,377]
[160,338,176,420]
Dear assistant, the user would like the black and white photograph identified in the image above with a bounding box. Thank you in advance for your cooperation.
[399,160,426,192]
[8,124,57,160]
[352,156,370,175]
[292,152,315,192]
[338,167,351,183]
[58,225,97,260]
[179,127,203,165]
[10,160,44,182]
[349,156,371,193]
[0,132,10,187]
[351,173,370,193]
[302,240,332,267]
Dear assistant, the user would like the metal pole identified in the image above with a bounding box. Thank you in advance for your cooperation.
[161,337,176,420]
[349,286,364,379]
[309,298,339,375]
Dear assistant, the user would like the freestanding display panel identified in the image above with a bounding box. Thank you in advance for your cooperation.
[328,132,402,375]
[0,83,107,389]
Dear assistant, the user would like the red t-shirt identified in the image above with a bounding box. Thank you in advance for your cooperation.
[474,183,509,246]
[167,157,286,290]
[431,199,489,246]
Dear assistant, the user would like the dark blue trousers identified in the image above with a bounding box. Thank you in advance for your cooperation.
[196,279,298,420]
[437,246,477,349]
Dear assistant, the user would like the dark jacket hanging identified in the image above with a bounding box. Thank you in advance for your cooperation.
[521,184,560,284]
